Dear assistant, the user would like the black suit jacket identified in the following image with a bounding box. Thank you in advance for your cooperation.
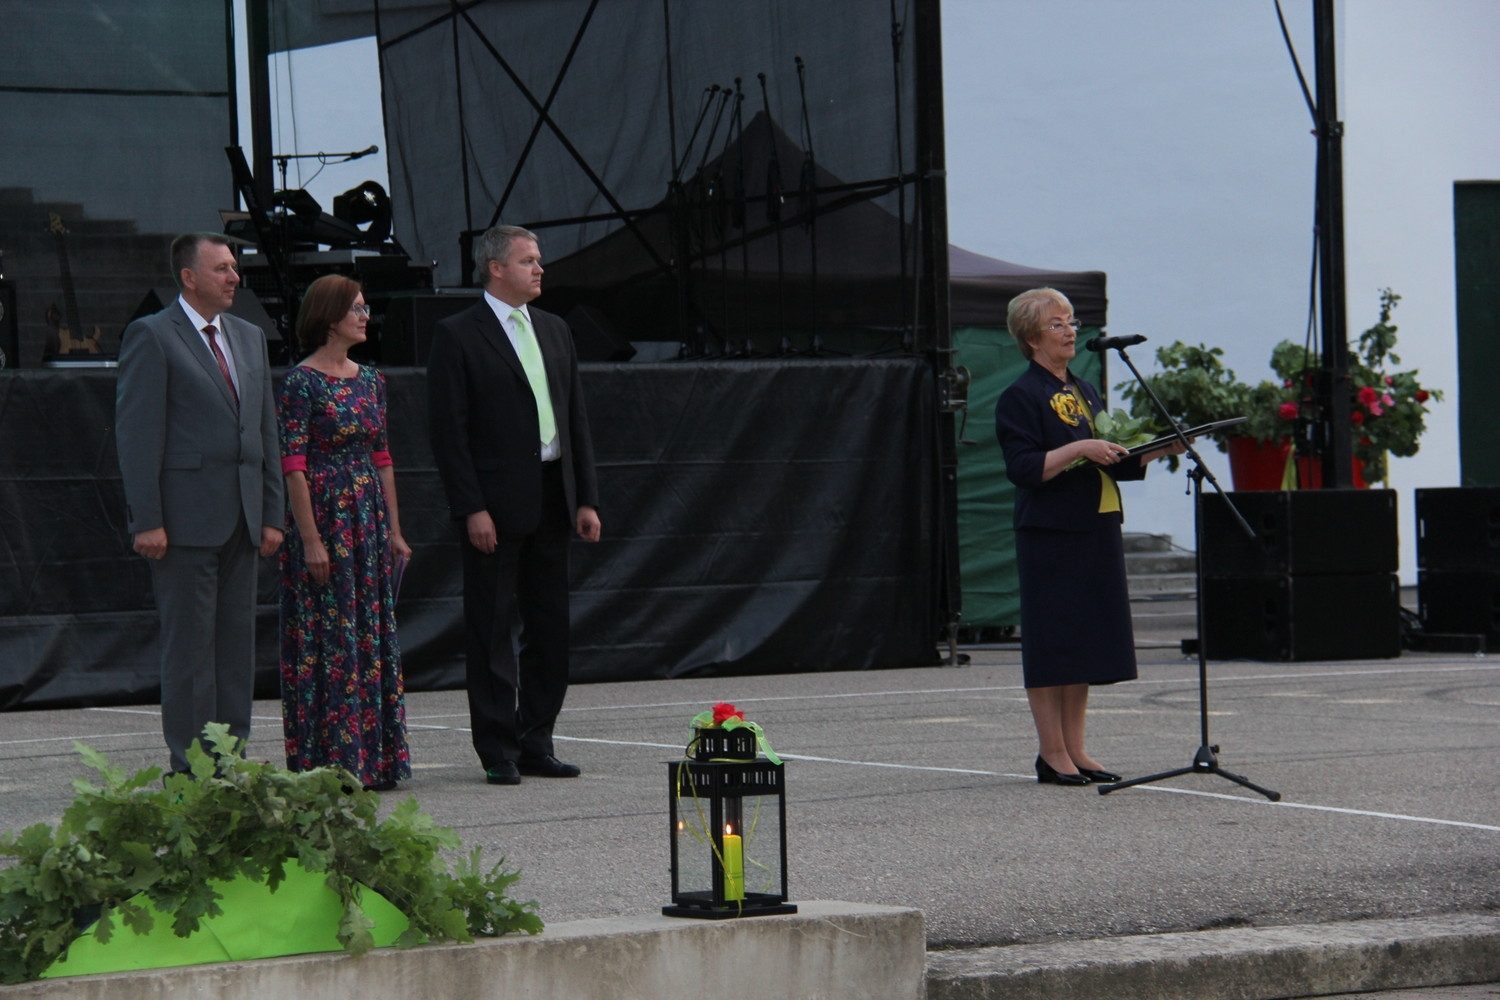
[995,360,1145,532]
[426,298,598,533]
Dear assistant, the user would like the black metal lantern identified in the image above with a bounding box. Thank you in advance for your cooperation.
[663,727,796,919]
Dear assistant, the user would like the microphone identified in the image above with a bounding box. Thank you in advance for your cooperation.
[1085,334,1148,352]
[349,144,380,160]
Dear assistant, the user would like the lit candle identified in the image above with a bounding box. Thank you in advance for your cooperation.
[722,823,744,901]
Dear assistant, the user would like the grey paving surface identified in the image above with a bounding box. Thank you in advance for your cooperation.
[3,594,1498,997]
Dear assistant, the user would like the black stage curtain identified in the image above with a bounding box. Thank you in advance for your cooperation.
[0,360,938,710]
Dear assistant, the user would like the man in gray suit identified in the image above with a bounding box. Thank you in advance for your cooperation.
[116,232,284,775]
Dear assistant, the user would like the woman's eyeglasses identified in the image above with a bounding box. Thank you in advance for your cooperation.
[349,304,371,316]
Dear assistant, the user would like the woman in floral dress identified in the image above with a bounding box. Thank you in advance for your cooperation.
[278,274,412,791]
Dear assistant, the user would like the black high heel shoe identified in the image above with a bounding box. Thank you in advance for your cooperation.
[1076,767,1122,783]
[1035,755,1090,786]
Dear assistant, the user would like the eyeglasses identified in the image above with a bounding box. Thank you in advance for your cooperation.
[1044,319,1082,333]
[349,304,371,316]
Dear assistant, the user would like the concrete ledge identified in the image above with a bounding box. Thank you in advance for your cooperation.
[925,913,1500,1000]
[1,901,924,1000]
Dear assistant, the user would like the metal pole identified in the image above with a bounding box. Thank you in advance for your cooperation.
[246,0,274,212]
[1313,0,1354,487]
[913,0,959,657]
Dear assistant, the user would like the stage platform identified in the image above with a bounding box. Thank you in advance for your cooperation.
[0,359,940,709]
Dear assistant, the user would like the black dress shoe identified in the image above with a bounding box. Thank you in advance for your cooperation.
[1035,755,1091,786]
[1077,767,1122,783]
[518,754,581,778]
[363,779,398,792]
[485,762,522,785]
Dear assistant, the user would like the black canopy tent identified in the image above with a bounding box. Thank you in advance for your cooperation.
[357,0,967,662]
[0,0,960,710]
[0,1,1112,709]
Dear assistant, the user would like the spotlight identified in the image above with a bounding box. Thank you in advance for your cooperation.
[334,181,392,243]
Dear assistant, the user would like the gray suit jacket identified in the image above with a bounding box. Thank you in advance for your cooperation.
[115,301,283,547]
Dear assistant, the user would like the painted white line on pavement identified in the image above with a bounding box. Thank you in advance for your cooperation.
[1108,783,1500,833]
[549,661,1500,715]
[0,732,159,746]
[551,735,1500,834]
[16,715,1492,835]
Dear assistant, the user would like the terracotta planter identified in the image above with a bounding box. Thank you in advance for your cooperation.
[1225,437,1367,491]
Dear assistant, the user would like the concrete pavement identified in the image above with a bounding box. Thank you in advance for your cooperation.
[3,593,1499,997]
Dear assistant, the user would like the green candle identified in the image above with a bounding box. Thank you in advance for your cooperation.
[722,825,745,901]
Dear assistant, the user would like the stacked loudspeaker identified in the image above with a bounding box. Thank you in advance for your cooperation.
[1199,489,1401,660]
[0,280,17,368]
[1416,487,1500,649]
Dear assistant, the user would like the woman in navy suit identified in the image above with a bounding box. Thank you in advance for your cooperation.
[995,288,1182,786]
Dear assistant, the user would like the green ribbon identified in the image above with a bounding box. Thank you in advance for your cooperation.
[686,713,782,766]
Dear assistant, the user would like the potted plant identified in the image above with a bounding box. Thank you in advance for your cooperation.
[1115,289,1440,488]
[0,726,542,984]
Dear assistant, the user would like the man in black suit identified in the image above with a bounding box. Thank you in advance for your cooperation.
[427,225,601,785]
[115,232,284,774]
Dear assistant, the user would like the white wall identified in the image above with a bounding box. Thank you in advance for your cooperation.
[943,0,1498,582]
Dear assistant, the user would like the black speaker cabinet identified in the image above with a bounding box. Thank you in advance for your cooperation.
[1416,487,1500,572]
[1418,570,1500,646]
[565,304,636,362]
[0,280,17,369]
[374,291,481,366]
[1202,573,1402,661]
[1201,489,1398,578]
[131,286,281,344]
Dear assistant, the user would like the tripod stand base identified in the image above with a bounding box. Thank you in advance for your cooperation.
[1096,745,1280,801]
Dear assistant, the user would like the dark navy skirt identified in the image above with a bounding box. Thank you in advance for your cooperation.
[1015,517,1139,689]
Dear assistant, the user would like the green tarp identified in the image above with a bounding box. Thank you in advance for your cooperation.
[954,325,1104,629]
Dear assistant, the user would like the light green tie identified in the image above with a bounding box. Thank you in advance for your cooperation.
[510,308,557,446]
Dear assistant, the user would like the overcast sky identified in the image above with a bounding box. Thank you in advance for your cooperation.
[942,0,1499,578]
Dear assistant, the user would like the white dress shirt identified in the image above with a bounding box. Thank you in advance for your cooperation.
[484,291,560,461]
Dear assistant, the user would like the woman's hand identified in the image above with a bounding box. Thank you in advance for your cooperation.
[1042,437,1130,481]
[303,535,332,584]
[390,531,413,562]
[1081,439,1130,465]
[1139,435,1193,464]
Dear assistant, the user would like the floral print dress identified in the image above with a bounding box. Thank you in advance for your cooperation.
[278,364,410,787]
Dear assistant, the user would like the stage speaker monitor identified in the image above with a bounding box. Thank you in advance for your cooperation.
[1201,488,1398,578]
[130,287,281,343]
[1202,573,1402,661]
[1416,486,1500,572]
[0,280,17,369]
[565,304,636,362]
[1418,570,1500,647]
[374,290,481,366]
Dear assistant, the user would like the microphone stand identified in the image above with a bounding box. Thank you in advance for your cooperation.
[795,55,818,350]
[1094,342,1281,802]
[758,72,787,344]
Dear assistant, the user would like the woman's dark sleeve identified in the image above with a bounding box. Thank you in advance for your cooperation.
[1110,453,1148,482]
[995,384,1049,490]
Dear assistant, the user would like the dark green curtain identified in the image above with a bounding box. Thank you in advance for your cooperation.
[953,325,1103,628]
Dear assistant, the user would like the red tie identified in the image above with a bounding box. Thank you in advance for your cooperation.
[203,324,239,408]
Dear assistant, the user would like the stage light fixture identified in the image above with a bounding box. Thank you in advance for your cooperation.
[334,180,393,243]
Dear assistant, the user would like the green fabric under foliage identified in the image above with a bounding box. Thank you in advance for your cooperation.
[43,860,410,979]
[953,325,1103,628]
